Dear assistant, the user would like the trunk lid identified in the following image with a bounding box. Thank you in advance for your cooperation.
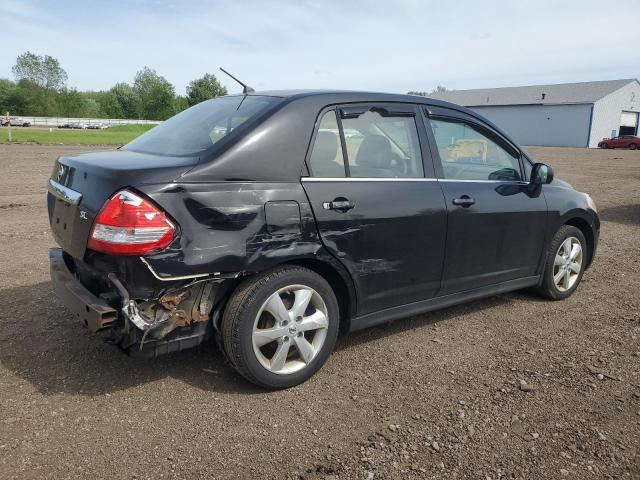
[47,149,198,259]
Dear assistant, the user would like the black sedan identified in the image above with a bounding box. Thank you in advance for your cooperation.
[46,90,599,389]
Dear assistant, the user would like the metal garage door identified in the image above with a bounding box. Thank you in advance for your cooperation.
[621,111,638,127]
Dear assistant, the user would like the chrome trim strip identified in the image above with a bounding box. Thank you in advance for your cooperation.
[48,179,82,205]
[139,257,213,281]
[438,179,530,184]
[300,177,529,184]
[301,177,438,182]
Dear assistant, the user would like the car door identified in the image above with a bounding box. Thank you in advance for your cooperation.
[301,104,447,315]
[422,106,548,294]
[612,136,625,148]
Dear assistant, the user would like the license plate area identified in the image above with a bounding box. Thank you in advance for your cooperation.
[50,196,81,246]
[48,177,86,256]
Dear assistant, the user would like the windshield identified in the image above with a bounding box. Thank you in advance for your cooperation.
[122,95,281,156]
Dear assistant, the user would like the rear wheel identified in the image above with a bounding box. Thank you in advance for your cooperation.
[221,265,339,389]
[537,225,587,300]
[600,143,608,149]
[630,143,637,150]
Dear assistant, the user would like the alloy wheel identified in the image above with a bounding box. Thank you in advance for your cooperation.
[553,237,583,292]
[252,285,329,375]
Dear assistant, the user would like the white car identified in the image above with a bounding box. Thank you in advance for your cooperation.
[1,117,31,127]
[87,123,109,130]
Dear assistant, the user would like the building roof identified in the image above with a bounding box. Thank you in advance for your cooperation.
[429,79,639,107]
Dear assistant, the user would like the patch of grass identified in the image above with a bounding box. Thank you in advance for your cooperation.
[0,124,156,145]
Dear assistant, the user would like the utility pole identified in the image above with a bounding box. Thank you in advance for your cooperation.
[5,112,11,142]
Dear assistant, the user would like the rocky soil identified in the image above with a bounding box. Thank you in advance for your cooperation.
[0,144,638,479]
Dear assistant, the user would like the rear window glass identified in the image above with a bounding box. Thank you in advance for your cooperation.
[123,96,281,156]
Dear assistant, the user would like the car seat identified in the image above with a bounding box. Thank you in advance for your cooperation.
[352,134,395,177]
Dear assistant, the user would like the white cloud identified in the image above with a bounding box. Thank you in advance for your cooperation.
[0,0,637,94]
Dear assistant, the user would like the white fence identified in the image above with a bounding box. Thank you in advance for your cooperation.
[16,116,162,127]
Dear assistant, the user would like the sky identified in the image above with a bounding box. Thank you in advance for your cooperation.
[1,0,638,95]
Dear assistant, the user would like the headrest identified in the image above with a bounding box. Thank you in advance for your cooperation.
[356,135,392,168]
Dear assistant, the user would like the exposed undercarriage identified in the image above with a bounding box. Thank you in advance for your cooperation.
[50,248,238,358]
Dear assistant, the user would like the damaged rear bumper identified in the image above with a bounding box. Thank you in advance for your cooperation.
[49,248,118,332]
[49,248,218,357]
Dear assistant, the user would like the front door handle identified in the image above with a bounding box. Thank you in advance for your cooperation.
[322,199,355,212]
[452,195,475,207]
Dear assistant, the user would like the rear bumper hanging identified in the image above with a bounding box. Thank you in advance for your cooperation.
[49,248,117,332]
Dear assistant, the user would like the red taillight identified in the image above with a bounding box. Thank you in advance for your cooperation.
[87,189,176,255]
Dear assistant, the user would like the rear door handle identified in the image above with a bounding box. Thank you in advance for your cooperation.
[452,195,475,207]
[322,199,354,211]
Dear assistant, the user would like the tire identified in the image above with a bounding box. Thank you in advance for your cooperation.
[221,265,340,389]
[537,225,587,300]
[630,144,637,150]
[600,143,608,149]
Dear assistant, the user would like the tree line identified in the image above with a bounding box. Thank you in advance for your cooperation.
[0,52,228,120]
[407,85,449,97]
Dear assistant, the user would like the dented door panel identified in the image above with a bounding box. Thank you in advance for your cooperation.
[302,178,447,315]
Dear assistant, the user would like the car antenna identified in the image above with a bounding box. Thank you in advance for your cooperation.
[219,67,255,94]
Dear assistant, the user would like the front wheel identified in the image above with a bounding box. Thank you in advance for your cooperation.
[600,143,608,149]
[221,265,339,389]
[630,144,637,150]
[537,225,587,300]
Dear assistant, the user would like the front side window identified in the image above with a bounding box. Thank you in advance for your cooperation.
[341,109,423,178]
[308,110,346,177]
[429,118,522,181]
[123,95,281,156]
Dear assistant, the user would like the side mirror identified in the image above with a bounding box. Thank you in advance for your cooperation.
[530,163,554,185]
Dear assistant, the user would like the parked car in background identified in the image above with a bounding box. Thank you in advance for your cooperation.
[1,116,31,127]
[87,122,109,130]
[598,135,640,149]
[58,123,73,129]
[47,91,600,389]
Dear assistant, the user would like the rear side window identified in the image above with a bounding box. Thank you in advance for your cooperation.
[342,110,423,178]
[308,106,424,178]
[308,111,346,177]
[123,96,281,156]
[429,118,522,181]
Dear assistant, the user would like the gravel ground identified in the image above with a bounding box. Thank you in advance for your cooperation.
[0,144,638,480]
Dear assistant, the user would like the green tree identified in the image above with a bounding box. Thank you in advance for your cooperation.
[85,99,99,118]
[12,52,68,91]
[173,95,189,115]
[408,86,449,97]
[133,67,176,120]
[110,82,139,119]
[96,91,124,118]
[430,85,449,94]
[0,79,28,115]
[57,88,88,117]
[186,73,227,106]
[16,79,55,116]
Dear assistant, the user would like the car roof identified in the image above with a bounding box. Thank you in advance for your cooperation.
[232,89,473,112]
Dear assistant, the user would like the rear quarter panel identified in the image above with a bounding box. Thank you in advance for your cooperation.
[138,182,325,278]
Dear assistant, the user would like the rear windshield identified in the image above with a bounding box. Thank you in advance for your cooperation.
[122,95,281,156]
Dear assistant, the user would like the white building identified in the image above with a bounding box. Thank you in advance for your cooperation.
[430,79,640,148]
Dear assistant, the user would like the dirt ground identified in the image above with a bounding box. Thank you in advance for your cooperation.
[0,144,638,480]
